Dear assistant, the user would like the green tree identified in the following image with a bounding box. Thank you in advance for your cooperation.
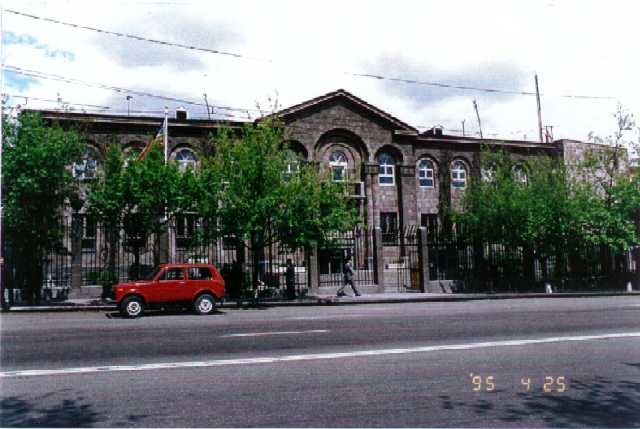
[197,118,357,290]
[2,112,83,304]
[456,141,639,287]
[86,139,199,282]
[86,144,126,295]
[456,149,573,283]
[119,140,198,273]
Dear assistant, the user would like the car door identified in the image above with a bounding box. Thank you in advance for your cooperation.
[186,266,213,299]
[154,267,186,303]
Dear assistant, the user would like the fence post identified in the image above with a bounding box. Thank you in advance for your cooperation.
[71,215,83,290]
[634,247,640,291]
[373,227,385,293]
[306,244,319,295]
[417,227,429,293]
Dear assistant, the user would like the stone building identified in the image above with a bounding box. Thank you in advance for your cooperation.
[38,89,564,236]
[29,88,624,296]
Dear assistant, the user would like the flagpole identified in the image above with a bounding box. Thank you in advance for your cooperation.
[163,106,168,165]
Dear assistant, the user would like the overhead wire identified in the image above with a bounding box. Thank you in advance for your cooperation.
[2,93,111,109]
[5,8,620,101]
[5,65,262,118]
[2,68,554,139]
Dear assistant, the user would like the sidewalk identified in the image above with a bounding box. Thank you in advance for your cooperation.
[3,290,639,312]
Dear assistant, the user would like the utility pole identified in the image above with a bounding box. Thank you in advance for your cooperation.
[473,100,483,139]
[535,73,544,143]
[461,119,466,137]
[203,93,211,120]
[126,95,132,116]
[544,125,554,143]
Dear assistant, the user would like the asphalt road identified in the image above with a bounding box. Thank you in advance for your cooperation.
[1,297,639,427]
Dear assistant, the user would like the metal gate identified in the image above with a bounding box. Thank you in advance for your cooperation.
[394,226,421,292]
[318,227,374,288]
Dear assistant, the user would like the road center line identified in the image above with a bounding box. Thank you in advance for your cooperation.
[285,315,364,320]
[2,331,639,379]
[221,329,329,337]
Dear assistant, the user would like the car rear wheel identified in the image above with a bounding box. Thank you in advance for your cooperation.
[121,296,144,318]
[194,294,215,315]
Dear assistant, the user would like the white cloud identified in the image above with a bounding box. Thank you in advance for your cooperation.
[3,0,639,145]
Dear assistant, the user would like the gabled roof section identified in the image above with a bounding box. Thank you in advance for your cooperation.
[272,89,418,133]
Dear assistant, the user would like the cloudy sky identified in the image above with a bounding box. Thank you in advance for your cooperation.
[3,0,639,146]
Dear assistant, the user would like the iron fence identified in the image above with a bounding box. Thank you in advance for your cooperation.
[318,226,374,288]
[2,217,637,305]
[425,231,637,293]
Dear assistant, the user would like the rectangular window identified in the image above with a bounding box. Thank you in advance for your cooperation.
[175,214,197,249]
[420,213,439,238]
[332,166,345,182]
[160,268,185,281]
[81,215,97,251]
[188,267,213,280]
[418,169,434,187]
[380,212,398,245]
[379,165,395,185]
[452,170,466,188]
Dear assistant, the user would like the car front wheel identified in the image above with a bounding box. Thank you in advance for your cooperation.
[121,296,144,318]
[194,294,216,315]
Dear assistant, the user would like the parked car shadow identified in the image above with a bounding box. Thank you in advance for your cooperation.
[105,308,226,319]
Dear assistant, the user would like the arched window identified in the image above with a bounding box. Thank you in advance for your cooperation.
[378,153,395,186]
[451,160,468,189]
[417,159,435,188]
[512,164,528,184]
[73,146,99,180]
[172,147,197,171]
[329,150,348,182]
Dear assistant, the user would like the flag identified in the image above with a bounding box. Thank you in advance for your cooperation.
[137,115,168,161]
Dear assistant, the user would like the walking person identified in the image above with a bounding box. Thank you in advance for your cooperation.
[337,256,360,297]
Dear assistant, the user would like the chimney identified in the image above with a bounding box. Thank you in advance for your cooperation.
[425,126,444,137]
[176,106,188,121]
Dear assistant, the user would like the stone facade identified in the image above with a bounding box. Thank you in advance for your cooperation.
[38,89,565,233]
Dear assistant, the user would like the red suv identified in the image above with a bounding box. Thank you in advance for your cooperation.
[113,264,225,317]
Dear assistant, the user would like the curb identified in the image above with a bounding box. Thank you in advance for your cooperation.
[5,305,117,312]
[2,291,639,313]
[310,291,640,306]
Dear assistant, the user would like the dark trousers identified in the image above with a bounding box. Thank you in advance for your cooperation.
[337,278,359,295]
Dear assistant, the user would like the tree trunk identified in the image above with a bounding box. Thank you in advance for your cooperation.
[523,245,535,290]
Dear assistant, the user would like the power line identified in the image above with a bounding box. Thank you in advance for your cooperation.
[2,67,555,139]
[3,93,111,109]
[5,8,620,101]
[5,65,262,117]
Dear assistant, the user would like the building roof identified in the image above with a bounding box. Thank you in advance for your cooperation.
[29,109,247,130]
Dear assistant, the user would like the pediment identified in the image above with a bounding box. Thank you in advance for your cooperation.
[272,89,417,133]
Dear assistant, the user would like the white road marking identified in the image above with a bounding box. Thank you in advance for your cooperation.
[285,315,364,320]
[2,331,639,379]
[221,329,329,337]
